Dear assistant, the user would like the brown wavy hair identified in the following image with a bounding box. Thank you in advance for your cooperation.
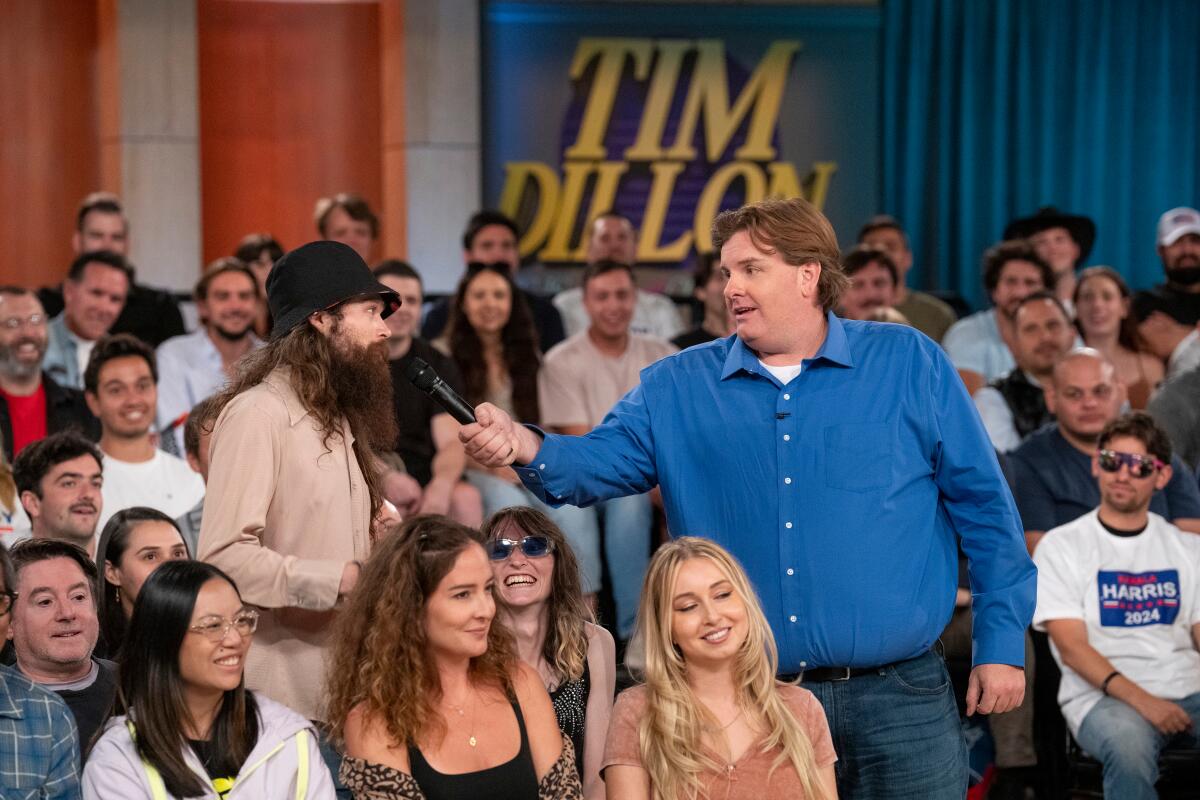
[444,263,541,424]
[1074,266,1144,354]
[325,516,518,747]
[207,317,385,524]
[481,507,593,685]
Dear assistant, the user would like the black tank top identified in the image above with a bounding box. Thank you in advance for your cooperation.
[548,661,590,780]
[408,696,539,800]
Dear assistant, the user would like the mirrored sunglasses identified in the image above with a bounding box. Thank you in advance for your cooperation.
[488,535,555,561]
[1098,449,1163,479]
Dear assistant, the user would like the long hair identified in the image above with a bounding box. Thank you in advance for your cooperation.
[325,516,518,749]
[208,320,385,523]
[95,507,188,659]
[0,440,15,515]
[632,538,828,800]
[481,507,593,685]
[444,264,541,424]
[1074,266,1143,353]
[117,561,260,798]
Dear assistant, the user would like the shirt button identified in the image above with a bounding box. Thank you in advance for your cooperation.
[786,568,794,576]
[538,463,546,470]
[784,477,792,485]
[783,434,790,442]
[789,615,798,623]
[785,522,793,529]
[783,393,791,400]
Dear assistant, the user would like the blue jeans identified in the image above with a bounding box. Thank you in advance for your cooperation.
[802,650,967,799]
[1075,690,1200,799]
[314,722,351,800]
[466,469,601,586]
[596,493,652,639]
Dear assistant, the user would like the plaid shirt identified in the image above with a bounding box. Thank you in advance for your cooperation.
[0,664,81,799]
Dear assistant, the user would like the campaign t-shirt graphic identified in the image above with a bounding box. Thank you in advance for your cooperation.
[1098,569,1181,627]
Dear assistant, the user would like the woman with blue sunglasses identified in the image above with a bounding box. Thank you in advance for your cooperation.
[482,507,615,800]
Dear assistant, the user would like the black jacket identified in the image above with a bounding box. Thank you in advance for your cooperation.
[1,372,100,461]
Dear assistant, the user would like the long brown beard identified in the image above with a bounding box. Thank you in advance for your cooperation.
[328,338,398,451]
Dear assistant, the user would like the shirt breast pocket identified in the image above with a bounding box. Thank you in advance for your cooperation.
[824,423,890,492]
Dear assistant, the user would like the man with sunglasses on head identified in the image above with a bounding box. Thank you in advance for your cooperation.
[1034,412,1200,799]
[1009,349,1200,556]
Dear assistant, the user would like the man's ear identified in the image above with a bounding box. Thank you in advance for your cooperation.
[308,310,335,337]
[1155,463,1174,491]
[797,261,822,301]
[85,391,100,417]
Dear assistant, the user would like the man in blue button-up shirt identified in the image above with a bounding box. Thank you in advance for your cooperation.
[462,197,1036,798]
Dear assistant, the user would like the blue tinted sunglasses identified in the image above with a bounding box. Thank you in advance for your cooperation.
[488,535,555,561]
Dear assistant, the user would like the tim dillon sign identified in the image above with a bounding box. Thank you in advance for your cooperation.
[482,3,882,266]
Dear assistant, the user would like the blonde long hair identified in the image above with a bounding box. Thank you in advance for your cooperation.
[634,537,828,800]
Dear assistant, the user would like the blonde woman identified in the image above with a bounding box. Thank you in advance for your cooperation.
[603,537,836,800]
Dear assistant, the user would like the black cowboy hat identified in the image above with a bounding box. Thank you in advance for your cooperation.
[1003,207,1096,263]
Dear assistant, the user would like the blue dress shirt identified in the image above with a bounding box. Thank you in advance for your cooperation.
[516,313,1036,672]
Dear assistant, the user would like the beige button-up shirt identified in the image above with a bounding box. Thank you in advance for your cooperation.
[198,368,370,721]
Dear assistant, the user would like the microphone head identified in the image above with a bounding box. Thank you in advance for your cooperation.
[405,357,437,392]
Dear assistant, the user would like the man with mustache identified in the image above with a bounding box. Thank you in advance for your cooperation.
[197,241,400,794]
[1134,206,1200,328]
[84,335,204,532]
[0,287,98,464]
[974,292,1076,452]
[12,432,104,556]
[154,259,263,454]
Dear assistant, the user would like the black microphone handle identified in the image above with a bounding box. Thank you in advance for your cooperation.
[429,376,477,425]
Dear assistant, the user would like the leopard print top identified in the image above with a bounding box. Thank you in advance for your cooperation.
[339,735,582,800]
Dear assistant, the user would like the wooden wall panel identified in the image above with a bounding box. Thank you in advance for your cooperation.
[198,0,384,264]
[0,3,101,289]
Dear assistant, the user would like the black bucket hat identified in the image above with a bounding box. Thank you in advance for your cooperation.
[1003,207,1096,263]
[266,241,400,341]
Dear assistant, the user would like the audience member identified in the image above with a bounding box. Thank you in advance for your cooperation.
[374,260,482,526]
[198,241,399,791]
[974,293,1074,452]
[671,251,732,349]
[13,432,104,554]
[1147,366,1200,472]
[1009,350,1200,554]
[1134,302,1200,382]
[437,263,596,544]
[539,261,675,639]
[39,192,187,349]
[943,240,1055,394]
[156,258,263,454]
[482,507,615,800]
[1034,413,1200,799]
[857,214,957,341]
[1,286,98,461]
[8,538,118,760]
[83,560,334,798]
[44,251,132,391]
[422,211,566,352]
[233,233,285,339]
[176,396,222,554]
[1074,266,1163,409]
[603,537,836,799]
[83,335,204,531]
[0,444,26,546]
[315,192,378,264]
[552,213,685,341]
[837,245,899,321]
[0,543,81,799]
[1004,207,1096,313]
[328,516,582,799]
[95,508,189,660]
[1132,206,1200,326]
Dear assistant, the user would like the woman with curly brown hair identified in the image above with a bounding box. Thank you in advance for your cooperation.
[482,507,615,800]
[326,516,582,800]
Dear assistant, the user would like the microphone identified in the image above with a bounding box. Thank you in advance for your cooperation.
[405,357,476,425]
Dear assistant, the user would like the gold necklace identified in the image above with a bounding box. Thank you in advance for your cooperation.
[443,688,479,747]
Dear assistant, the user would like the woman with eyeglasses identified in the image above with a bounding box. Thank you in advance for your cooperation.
[603,537,836,800]
[1073,266,1164,409]
[327,515,583,799]
[94,507,191,659]
[482,507,615,800]
[83,560,335,799]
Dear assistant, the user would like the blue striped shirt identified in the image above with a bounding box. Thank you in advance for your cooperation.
[516,313,1036,671]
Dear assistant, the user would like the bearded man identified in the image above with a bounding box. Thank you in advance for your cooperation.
[197,242,399,777]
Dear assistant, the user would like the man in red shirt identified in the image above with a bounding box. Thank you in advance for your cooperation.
[0,287,98,461]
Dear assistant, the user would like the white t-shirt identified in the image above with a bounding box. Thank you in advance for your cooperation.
[1033,509,1200,734]
[97,450,206,533]
[758,360,802,386]
[74,335,96,382]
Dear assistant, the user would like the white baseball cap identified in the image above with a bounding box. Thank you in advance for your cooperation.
[1157,206,1200,246]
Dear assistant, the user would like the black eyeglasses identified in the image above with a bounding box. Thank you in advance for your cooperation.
[488,535,555,561]
[1098,449,1164,479]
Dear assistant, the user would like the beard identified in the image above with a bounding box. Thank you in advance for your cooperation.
[328,336,398,451]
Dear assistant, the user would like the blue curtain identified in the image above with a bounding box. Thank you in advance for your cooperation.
[881,0,1200,311]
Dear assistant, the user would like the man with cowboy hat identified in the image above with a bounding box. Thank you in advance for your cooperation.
[197,241,400,791]
[1005,206,1096,313]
